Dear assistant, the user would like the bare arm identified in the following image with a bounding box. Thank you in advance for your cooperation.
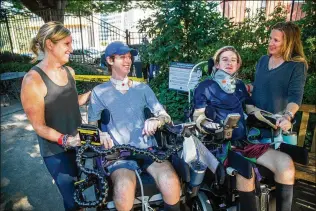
[21,71,62,142]
[285,102,299,115]
[67,66,91,106]
[193,108,205,122]
[78,91,91,106]
[281,102,299,121]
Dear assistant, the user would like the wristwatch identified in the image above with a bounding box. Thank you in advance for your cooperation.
[283,111,294,121]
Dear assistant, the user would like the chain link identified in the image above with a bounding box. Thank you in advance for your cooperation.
[74,142,183,208]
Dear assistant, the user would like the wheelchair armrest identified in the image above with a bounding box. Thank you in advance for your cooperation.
[227,150,253,179]
[163,123,184,135]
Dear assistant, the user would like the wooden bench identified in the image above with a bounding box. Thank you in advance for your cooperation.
[295,104,316,183]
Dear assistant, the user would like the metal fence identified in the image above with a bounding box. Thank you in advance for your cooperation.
[217,0,306,23]
[0,9,145,66]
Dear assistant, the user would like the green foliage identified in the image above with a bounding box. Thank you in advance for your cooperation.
[297,0,316,74]
[303,72,316,105]
[0,51,32,64]
[2,0,133,15]
[149,69,189,121]
[0,62,34,74]
[65,0,132,15]
[137,1,289,120]
[137,1,231,66]
[138,1,315,123]
[296,0,316,107]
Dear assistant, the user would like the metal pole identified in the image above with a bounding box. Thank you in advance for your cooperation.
[222,0,226,18]
[91,14,95,47]
[290,0,295,21]
[4,11,14,53]
[79,10,85,62]
[125,29,129,45]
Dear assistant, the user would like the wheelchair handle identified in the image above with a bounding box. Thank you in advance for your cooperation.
[226,167,237,176]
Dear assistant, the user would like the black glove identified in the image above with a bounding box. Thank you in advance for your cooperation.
[215,162,225,185]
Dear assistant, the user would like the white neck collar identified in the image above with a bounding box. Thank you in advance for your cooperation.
[110,77,129,91]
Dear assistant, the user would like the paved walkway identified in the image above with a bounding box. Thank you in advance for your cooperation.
[1,101,89,211]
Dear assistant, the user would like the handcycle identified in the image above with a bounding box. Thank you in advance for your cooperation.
[73,108,217,211]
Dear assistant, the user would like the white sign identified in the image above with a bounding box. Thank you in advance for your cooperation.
[169,62,202,92]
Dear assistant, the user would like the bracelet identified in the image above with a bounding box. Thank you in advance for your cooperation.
[284,111,294,120]
[282,114,291,121]
[62,134,69,149]
[58,134,64,145]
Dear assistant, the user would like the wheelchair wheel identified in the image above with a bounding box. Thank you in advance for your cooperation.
[191,192,213,211]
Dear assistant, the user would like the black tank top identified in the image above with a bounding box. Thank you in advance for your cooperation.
[32,66,81,157]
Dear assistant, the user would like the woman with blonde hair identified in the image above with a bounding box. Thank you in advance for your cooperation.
[247,21,308,129]
[21,21,91,210]
[245,21,308,210]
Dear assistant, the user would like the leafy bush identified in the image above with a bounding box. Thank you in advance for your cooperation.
[0,51,32,65]
[303,72,316,104]
[138,1,231,66]
[139,1,315,122]
[0,62,34,74]
[297,0,316,74]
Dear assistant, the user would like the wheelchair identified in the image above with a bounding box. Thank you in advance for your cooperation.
[183,58,310,211]
[192,110,309,211]
[74,108,214,211]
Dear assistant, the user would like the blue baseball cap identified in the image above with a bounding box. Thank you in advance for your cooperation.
[104,41,138,58]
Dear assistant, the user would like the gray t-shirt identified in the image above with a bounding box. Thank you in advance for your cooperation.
[88,81,165,149]
[251,55,307,114]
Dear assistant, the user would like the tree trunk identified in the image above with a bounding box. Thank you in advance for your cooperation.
[20,0,67,23]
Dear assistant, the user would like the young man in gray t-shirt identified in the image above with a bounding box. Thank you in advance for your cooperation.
[88,41,181,211]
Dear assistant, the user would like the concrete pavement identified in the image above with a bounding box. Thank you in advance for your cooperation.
[1,101,89,211]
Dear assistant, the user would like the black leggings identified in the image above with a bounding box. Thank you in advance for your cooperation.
[44,151,78,211]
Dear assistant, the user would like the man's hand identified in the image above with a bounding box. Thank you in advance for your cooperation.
[65,133,81,147]
[142,118,160,136]
[276,116,292,132]
[99,131,114,149]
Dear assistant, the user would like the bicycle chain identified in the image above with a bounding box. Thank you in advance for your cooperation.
[74,142,183,208]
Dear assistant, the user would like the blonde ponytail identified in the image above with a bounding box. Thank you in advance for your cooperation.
[30,37,40,63]
[29,21,71,63]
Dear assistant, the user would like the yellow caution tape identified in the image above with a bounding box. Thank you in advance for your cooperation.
[75,75,146,83]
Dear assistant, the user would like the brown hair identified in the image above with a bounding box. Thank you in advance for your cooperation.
[29,21,71,63]
[105,55,115,73]
[270,22,308,69]
[213,46,242,67]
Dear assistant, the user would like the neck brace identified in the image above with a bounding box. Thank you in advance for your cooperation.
[213,69,236,94]
[110,77,129,91]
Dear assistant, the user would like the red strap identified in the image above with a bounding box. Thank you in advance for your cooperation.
[246,84,251,93]
[58,134,64,145]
